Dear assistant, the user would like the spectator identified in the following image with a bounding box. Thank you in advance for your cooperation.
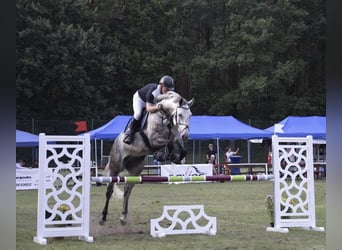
[208,154,216,164]
[33,160,39,168]
[225,147,239,163]
[206,143,217,163]
[208,154,217,175]
[16,159,27,169]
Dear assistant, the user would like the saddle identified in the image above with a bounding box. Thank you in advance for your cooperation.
[123,108,171,150]
[123,108,148,133]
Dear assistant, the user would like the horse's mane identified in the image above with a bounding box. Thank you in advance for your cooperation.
[155,91,182,103]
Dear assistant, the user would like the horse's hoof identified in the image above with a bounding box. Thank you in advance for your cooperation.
[120,216,127,225]
[99,219,106,225]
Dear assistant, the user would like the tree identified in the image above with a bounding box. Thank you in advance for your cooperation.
[16,0,118,120]
[16,0,326,133]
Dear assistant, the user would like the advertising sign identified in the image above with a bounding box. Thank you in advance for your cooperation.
[160,164,213,177]
[16,168,40,190]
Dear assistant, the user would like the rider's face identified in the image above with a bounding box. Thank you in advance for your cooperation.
[161,85,169,94]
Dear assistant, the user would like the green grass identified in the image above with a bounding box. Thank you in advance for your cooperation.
[16,180,326,250]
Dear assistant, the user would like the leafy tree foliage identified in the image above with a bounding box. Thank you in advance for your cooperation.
[16,0,326,130]
[16,0,118,120]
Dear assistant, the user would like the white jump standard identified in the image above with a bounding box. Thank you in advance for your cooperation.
[33,134,93,245]
[33,134,324,245]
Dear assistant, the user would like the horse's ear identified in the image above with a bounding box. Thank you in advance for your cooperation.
[187,98,194,107]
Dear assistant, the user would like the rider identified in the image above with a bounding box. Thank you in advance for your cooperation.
[123,75,175,144]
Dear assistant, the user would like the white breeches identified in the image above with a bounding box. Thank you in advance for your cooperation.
[132,91,146,120]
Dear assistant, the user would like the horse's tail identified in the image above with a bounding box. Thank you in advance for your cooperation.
[104,157,123,200]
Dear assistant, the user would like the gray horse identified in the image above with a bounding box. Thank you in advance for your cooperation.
[100,91,193,225]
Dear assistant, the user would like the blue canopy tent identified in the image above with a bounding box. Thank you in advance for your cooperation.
[189,116,272,140]
[264,116,326,139]
[86,115,272,166]
[88,115,131,140]
[16,129,39,147]
[189,116,272,164]
[16,130,39,167]
[87,115,272,140]
[264,116,326,174]
[82,115,131,165]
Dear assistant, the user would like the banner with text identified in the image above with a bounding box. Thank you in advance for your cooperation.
[161,164,213,177]
[16,168,54,190]
[16,168,40,190]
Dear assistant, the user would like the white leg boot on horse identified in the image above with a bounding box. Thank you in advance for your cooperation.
[103,160,123,200]
[123,118,140,144]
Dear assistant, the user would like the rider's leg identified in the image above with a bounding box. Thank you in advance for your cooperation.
[123,92,144,144]
[123,118,139,144]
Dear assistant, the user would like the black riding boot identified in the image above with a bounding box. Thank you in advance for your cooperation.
[123,118,140,144]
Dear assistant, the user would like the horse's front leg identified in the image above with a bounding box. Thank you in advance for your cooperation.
[120,183,135,225]
[99,182,114,225]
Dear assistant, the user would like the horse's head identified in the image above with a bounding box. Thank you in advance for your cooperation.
[156,91,194,142]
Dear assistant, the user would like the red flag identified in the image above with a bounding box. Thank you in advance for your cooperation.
[74,121,88,132]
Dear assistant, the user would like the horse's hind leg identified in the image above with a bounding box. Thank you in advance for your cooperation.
[120,183,135,225]
[99,182,114,225]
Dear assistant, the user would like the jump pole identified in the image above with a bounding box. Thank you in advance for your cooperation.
[91,174,274,184]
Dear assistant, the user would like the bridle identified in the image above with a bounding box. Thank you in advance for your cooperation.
[170,104,191,135]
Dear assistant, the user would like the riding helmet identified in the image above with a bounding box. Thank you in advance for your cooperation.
[159,75,174,90]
